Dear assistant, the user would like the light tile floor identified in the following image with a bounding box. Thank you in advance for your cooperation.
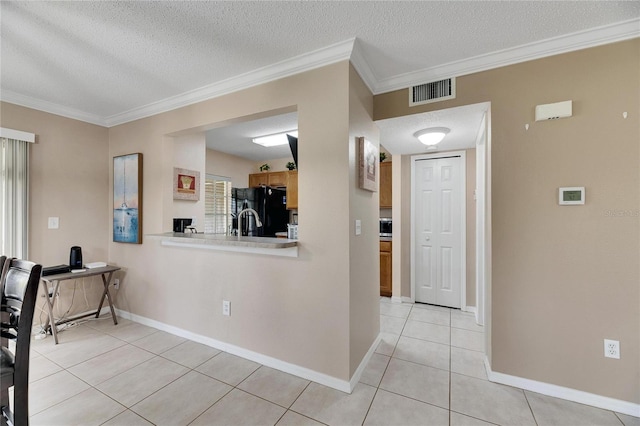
[21,299,638,425]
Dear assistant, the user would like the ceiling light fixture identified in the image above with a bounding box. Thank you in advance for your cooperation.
[252,130,298,147]
[414,127,450,146]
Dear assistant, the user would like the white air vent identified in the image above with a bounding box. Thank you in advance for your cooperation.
[409,78,456,106]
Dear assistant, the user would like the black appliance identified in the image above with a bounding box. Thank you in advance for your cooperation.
[380,218,392,237]
[69,246,83,270]
[231,186,288,237]
[173,218,192,233]
[287,134,298,169]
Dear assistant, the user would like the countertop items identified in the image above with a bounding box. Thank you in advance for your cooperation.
[148,232,298,257]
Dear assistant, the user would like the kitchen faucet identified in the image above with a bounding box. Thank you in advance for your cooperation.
[238,208,263,228]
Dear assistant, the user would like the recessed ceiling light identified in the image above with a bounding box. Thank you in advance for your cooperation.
[252,130,298,147]
[414,127,450,146]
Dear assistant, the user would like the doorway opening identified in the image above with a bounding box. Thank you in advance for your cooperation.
[411,152,466,309]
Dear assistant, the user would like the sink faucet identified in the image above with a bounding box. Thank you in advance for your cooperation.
[238,208,263,228]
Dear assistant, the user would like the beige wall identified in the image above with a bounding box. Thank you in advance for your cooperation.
[252,156,295,174]
[465,149,476,305]
[0,102,110,318]
[108,61,377,384]
[375,39,640,403]
[206,148,255,188]
[348,64,380,375]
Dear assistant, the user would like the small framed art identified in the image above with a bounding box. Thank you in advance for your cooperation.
[358,137,378,192]
[173,167,200,201]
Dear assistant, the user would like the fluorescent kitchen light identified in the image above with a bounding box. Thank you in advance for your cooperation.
[252,130,298,147]
[414,127,450,146]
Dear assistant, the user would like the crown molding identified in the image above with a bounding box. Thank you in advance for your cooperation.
[2,18,638,126]
[104,38,356,127]
[0,89,108,127]
[372,18,640,94]
[349,38,379,95]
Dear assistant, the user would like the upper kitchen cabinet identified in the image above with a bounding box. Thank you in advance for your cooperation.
[249,170,289,188]
[286,171,298,209]
[379,162,392,208]
[249,173,269,187]
[268,171,288,187]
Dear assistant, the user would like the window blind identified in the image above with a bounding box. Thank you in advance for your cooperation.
[204,175,231,234]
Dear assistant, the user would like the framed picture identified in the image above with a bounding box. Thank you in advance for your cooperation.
[113,153,143,244]
[173,167,200,201]
[358,137,378,192]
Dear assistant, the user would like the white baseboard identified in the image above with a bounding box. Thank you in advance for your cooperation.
[462,306,477,314]
[484,356,640,417]
[349,334,382,391]
[401,296,413,304]
[115,308,359,393]
[390,296,403,304]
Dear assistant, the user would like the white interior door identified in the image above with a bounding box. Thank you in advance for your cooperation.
[415,156,463,308]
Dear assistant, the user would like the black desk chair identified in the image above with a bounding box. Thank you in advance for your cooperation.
[1,259,42,426]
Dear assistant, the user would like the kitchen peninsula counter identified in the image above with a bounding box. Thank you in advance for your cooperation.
[148,233,298,257]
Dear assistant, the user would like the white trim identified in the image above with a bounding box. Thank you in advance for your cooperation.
[484,356,640,418]
[462,306,476,315]
[103,39,356,127]
[114,308,356,393]
[0,91,106,127]
[0,127,35,143]
[390,296,403,304]
[410,151,467,309]
[372,18,640,94]
[401,296,413,304]
[349,334,383,392]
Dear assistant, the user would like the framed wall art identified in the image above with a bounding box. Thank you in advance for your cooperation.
[358,137,378,192]
[173,167,200,201]
[113,153,143,244]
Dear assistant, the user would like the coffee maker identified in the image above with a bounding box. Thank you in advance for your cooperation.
[173,218,192,233]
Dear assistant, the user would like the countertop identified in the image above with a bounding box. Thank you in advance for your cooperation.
[147,232,299,258]
[380,236,392,242]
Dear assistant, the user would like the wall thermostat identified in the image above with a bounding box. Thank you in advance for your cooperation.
[559,187,585,205]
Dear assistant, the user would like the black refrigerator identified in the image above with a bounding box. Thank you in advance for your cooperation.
[231,186,288,237]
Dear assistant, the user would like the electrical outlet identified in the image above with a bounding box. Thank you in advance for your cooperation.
[113,279,120,290]
[222,300,230,316]
[604,339,620,359]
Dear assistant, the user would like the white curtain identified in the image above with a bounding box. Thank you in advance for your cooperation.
[1,137,29,258]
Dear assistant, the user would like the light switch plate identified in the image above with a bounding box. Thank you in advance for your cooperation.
[48,217,59,229]
[355,219,362,236]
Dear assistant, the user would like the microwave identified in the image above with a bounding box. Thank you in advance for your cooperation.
[380,218,392,237]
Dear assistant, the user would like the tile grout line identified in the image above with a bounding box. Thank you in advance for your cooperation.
[522,388,540,426]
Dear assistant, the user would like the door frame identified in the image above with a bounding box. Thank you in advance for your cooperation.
[410,150,467,309]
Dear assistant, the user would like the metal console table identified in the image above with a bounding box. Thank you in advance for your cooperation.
[40,265,121,344]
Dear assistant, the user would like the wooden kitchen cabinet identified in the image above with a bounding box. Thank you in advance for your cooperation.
[379,161,392,208]
[380,240,392,297]
[249,171,288,188]
[286,170,298,209]
[249,173,269,187]
[268,171,288,187]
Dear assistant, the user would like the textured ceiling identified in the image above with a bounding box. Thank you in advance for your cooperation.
[376,103,489,155]
[206,112,298,161]
[1,1,638,127]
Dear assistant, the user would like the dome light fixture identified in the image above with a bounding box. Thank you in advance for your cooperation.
[414,127,450,146]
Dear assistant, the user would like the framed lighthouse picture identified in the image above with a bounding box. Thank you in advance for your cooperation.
[113,153,143,244]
